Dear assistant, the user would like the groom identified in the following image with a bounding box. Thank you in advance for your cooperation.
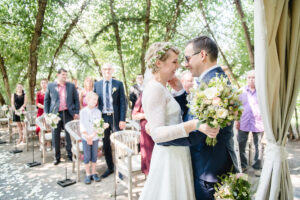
[159,36,240,200]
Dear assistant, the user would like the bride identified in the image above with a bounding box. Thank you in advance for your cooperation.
[140,42,219,200]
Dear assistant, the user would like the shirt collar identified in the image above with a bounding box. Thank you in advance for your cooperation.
[246,85,256,94]
[198,65,219,82]
[57,81,66,87]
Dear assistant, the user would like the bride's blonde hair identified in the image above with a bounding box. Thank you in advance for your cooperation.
[145,42,180,74]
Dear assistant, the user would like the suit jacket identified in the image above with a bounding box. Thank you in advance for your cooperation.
[44,82,80,117]
[94,79,127,128]
[159,66,240,183]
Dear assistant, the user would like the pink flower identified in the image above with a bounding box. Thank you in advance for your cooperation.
[212,97,222,106]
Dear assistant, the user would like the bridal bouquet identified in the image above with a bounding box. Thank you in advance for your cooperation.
[44,113,61,128]
[188,75,243,146]
[93,118,108,138]
[214,173,252,200]
[14,108,26,121]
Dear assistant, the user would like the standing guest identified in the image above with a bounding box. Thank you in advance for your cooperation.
[44,68,80,165]
[11,83,27,144]
[132,93,154,175]
[236,70,264,176]
[180,71,194,94]
[129,74,143,110]
[94,63,127,178]
[79,76,94,109]
[80,92,109,184]
[36,79,51,151]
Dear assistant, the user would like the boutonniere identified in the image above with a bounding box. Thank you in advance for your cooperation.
[112,87,117,94]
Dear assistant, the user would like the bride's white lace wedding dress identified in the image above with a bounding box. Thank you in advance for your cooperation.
[139,79,195,200]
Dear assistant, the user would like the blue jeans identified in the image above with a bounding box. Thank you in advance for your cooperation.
[82,139,99,164]
[238,130,263,169]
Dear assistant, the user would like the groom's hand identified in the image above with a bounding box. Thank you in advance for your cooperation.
[168,77,183,91]
[198,124,219,138]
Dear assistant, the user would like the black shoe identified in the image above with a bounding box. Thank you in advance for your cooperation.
[53,159,60,165]
[101,169,113,178]
[68,157,73,162]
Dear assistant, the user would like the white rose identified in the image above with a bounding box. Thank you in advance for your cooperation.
[216,108,228,119]
[204,87,219,99]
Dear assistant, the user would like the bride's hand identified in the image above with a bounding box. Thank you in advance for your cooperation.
[198,123,219,138]
[168,76,183,91]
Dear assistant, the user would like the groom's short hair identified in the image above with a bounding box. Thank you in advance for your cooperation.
[187,36,218,62]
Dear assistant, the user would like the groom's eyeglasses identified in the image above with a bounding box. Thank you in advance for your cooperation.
[184,51,200,63]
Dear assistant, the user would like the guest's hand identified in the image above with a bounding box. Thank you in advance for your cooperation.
[198,123,219,138]
[73,114,79,120]
[132,113,145,120]
[168,77,183,91]
[87,136,93,145]
[104,123,109,129]
[119,121,126,130]
[145,123,150,135]
[235,121,240,130]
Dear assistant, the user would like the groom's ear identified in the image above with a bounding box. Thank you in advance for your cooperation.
[200,50,208,61]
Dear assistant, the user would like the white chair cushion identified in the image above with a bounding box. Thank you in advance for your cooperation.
[117,154,141,174]
[44,131,66,141]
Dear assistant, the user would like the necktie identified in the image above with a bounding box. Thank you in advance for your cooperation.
[105,81,110,111]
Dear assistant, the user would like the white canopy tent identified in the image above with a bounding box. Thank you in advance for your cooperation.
[254,0,300,199]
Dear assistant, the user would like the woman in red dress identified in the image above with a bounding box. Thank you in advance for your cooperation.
[36,79,51,151]
[132,93,154,175]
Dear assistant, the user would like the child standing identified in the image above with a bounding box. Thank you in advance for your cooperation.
[80,92,108,184]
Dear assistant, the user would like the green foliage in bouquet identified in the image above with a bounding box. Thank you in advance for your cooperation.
[188,75,243,146]
[214,173,252,200]
[93,118,105,138]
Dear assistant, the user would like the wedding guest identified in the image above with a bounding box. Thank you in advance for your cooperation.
[180,71,194,93]
[132,93,154,175]
[236,70,264,176]
[44,68,80,165]
[36,79,51,151]
[80,92,108,184]
[129,74,143,110]
[79,76,94,109]
[94,63,127,178]
[11,83,27,144]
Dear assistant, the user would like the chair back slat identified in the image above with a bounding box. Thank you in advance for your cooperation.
[65,120,81,141]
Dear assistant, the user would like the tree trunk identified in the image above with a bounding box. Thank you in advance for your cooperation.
[109,0,129,99]
[0,92,5,105]
[28,0,48,103]
[0,53,11,104]
[48,0,90,80]
[288,124,295,140]
[140,0,151,75]
[234,0,254,69]
[165,0,183,41]
[198,0,240,88]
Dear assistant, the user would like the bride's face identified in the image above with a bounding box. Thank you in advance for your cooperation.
[157,51,179,81]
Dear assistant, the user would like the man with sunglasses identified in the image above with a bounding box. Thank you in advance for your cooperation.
[159,36,240,200]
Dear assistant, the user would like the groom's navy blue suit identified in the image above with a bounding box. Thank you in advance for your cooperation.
[159,67,240,200]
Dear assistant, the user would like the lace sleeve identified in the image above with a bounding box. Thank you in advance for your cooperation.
[142,81,188,143]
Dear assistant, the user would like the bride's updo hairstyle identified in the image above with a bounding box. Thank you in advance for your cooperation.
[145,42,180,74]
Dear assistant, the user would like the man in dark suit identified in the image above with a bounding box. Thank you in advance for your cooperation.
[44,68,80,165]
[129,74,143,110]
[160,36,240,200]
[94,63,127,178]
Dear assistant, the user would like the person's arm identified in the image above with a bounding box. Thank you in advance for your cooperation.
[131,95,145,120]
[79,90,83,110]
[119,81,127,122]
[73,84,80,117]
[44,85,51,114]
[22,94,27,109]
[36,93,44,109]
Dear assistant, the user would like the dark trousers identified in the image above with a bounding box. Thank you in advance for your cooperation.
[102,113,120,171]
[52,110,73,161]
[238,130,263,169]
[195,178,215,200]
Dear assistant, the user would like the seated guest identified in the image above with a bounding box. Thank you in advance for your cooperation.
[36,79,51,151]
[80,92,109,184]
[79,76,94,109]
[132,93,154,175]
